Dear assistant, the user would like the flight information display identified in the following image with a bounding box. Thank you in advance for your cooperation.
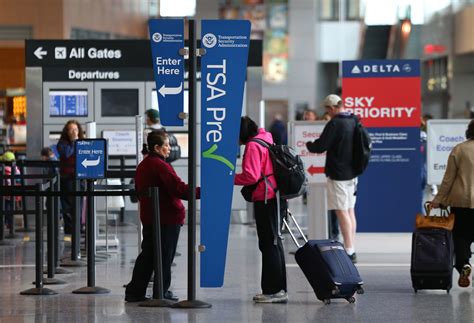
[49,90,88,117]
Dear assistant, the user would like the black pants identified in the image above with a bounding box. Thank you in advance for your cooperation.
[452,207,474,273]
[126,224,180,297]
[254,198,287,294]
[60,177,74,233]
[328,210,339,240]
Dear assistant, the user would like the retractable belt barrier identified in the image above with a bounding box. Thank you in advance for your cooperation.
[0,160,60,233]
[0,181,154,296]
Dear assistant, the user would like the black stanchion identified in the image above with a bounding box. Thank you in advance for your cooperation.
[72,180,110,294]
[61,179,86,267]
[140,187,175,307]
[42,185,66,285]
[52,173,71,275]
[0,167,13,246]
[20,183,57,296]
[6,161,19,239]
[16,163,34,233]
[173,19,211,309]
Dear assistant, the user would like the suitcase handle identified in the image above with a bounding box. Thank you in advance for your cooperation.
[283,210,308,248]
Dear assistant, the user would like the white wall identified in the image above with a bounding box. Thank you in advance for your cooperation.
[319,21,363,63]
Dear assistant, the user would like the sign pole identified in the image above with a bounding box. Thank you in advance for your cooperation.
[173,19,211,309]
[72,180,110,294]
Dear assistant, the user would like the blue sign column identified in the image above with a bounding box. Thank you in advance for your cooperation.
[200,20,251,288]
[342,60,421,232]
[75,139,107,179]
[149,19,185,126]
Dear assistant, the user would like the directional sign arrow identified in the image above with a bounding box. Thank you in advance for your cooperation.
[81,157,101,168]
[307,165,324,176]
[158,82,182,97]
[34,47,47,59]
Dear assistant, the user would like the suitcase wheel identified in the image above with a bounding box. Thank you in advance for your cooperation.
[414,288,418,293]
[323,299,331,305]
[446,288,450,294]
[356,287,364,295]
[346,296,356,303]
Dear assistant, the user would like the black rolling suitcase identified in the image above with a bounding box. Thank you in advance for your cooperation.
[283,212,364,304]
[410,228,453,293]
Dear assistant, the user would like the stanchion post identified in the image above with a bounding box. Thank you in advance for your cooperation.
[43,180,66,285]
[173,18,211,309]
[52,173,71,274]
[72,180,110,294]
[140,187,174,307]
[61,179,86,267]
[20,183,56,295]
[0,167,14,246]
[17,162,32,232]
[7,161,18,238]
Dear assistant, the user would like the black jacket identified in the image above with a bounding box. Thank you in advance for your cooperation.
[306,113,357,180]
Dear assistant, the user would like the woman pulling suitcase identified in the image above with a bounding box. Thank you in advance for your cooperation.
[235,116,288,304]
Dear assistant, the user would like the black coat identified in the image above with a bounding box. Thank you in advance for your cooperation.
[306,113,357,181]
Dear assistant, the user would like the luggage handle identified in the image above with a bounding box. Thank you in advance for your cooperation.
[282,210,308,249]
[424,202,450,217]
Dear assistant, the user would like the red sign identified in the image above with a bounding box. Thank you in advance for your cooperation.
[342,77,420,128]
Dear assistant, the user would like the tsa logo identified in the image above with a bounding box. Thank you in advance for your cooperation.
[402,64,412,73]
[202,33,217,48]
[152,33,162,43]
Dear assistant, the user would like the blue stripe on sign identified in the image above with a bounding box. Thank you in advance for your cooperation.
[343,60,420,78]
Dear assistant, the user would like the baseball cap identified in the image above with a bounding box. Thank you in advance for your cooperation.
[323,94,342,108]
[0,151,15,162]
[145,109,160,121]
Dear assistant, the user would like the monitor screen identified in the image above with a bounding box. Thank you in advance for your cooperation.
[49,90,88,117]
[101,89,139,117]
[151,89,189,114]
[173,133,189,158]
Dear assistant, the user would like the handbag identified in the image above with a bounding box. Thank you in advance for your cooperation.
[415,202,455,231]
[241,183,258,202]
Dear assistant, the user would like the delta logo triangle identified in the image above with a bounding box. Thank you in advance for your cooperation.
[351,65,361,74]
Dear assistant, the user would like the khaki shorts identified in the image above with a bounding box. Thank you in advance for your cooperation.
[327,178,357,211]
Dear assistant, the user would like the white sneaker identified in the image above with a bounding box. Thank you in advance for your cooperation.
[253,293,265,301]
[253,290,288,303]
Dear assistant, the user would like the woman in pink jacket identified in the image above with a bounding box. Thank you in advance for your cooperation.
[235,116,288,304]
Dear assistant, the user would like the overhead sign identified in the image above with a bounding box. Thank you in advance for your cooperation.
[75,139,107,179]
[343,59,421,232]
[427,119,469,185]
[25,40,263,68]
[148,19,185,127]
[200,20,251,287]
[291,121,327,184]
[25,40,151,67]
[102,130,136,156]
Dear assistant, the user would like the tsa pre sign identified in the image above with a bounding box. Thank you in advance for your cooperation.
[75,139,107,179]
[148,19,184,126]
[200,20,250,288]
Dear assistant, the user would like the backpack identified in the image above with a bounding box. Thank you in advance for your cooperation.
[352,118,372,176]
[143,127,181,163]
[249,138,307,200]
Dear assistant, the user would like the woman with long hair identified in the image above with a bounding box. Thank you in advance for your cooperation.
[57,120,84,234]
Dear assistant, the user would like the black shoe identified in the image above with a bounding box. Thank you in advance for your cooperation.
[125,294,150,303]
[348,252,357,264]
[164,291,179,302]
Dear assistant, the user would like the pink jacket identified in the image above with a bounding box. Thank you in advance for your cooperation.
[235,128,277,201]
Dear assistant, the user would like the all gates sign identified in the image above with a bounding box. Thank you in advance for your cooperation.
[342,60,421,232]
